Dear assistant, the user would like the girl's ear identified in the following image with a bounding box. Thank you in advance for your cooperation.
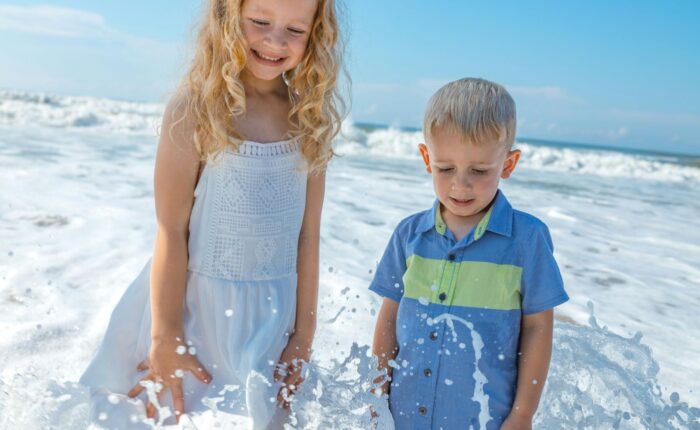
[501,149,521,179]
[418,144,432,173]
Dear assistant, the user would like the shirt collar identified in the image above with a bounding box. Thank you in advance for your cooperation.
[417,190,513,240]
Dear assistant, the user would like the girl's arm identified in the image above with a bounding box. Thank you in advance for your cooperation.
[501,309,554,430]
[372,298,400,395]
[128,94,211,420]
[275,170,325,406]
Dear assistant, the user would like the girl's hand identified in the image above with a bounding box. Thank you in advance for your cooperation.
[127,336,212,422]
[274,334,312,409]
[500,412,533,430]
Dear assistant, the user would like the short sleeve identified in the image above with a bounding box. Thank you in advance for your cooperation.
[369,225,407,303]
[521,224,569,314]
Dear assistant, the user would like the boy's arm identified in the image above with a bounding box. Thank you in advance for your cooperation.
[501,309,553,430]
[372,298,400,395]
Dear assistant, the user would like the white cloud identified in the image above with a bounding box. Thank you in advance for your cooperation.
[0,5,114,38]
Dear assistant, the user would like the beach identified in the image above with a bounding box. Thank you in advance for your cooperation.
[1,90,699,428]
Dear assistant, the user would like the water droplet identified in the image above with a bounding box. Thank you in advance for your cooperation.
[187,340,193,346]
[107,394,120,404]
[532,379,538,385]
[416,338,424,345]
[394,282,400,289]
[225,309,233,317]
[444,379,453,386]
[175,369,185,378]
[176,345,186,355]
[498,354,505,360]
[98,412,108,421]
[418,297,429,306]
[430,283,438,292]
[188,346,197,355]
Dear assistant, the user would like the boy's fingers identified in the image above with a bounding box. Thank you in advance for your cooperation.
[146,401,156,419]
[137,360,149,372]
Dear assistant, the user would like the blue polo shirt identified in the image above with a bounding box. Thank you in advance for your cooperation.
[369,190,568,430]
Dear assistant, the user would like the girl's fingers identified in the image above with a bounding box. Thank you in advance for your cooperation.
[171,382,185,421]
[127,375,151,398]
[146,401,156,419]
[137,359,149,372]
[188,360,212,384]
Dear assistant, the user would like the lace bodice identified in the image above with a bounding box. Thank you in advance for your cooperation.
[187,140,308,281]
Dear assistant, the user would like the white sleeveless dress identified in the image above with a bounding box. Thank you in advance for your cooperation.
[80,140,308,429]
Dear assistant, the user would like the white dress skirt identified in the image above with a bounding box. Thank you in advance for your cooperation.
[80,140,308,429]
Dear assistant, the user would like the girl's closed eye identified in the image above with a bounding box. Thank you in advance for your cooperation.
[471,168,488,175]
[251,18,269,26]
[288,27,306,35]
[437,167,454,173]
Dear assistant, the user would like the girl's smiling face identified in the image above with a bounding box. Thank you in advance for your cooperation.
[240,0,318,82]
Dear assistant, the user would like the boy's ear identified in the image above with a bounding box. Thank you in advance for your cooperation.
[418,143,432,173]
[500,149,521,179]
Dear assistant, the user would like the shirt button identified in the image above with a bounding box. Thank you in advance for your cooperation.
[429,331,438,340]
[423,368,432,377]
[418,406,427,416]
[448,254,456,261]
[439,292,447,302]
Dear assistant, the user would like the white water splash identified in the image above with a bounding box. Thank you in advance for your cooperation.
[430,313,492,430]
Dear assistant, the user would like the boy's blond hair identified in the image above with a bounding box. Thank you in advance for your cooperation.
[423,78,516,148]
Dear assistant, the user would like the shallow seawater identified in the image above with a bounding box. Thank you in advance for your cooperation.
[1,97,699,428]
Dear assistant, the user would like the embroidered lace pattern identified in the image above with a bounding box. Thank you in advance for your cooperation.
[199,140,307,281]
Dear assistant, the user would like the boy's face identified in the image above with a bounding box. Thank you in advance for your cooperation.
[419,125,520,224]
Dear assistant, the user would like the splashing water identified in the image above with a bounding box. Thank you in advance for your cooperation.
[2,305,699,429]
[284,343,395,430]
[535,303,700,429]
[430,313,492,429]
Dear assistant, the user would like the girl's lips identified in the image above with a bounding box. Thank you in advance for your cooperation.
[251,49,287,66]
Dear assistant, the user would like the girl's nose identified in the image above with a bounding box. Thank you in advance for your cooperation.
[264,27,288,49]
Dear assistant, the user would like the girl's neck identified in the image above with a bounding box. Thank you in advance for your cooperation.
[240,70,287,97]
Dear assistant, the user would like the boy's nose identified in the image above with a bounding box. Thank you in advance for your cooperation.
[452,172,472,189]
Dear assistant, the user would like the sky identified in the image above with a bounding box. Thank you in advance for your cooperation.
[0,1,699,155]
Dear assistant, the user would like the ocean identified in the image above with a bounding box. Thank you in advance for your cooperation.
[1,89,698,428]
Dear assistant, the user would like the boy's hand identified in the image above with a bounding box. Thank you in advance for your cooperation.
[274,334,312,409]
[500,412,533,430]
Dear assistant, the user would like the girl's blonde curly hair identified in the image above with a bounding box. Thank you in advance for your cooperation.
[181,0,346,172]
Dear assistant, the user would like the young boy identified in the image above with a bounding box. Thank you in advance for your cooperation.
[370,78,568,430]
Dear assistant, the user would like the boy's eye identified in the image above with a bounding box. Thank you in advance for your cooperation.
[437,167,454,173]
[288,27,305,35]
[471,168,488,175]
[251,19,269,26]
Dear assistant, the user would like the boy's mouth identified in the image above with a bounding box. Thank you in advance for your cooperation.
[251,49,287,65]
[449,197,474,206]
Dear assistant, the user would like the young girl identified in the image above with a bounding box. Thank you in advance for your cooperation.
[79,0,344,428]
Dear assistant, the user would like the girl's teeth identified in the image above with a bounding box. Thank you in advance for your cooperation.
[259,52,281,61]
